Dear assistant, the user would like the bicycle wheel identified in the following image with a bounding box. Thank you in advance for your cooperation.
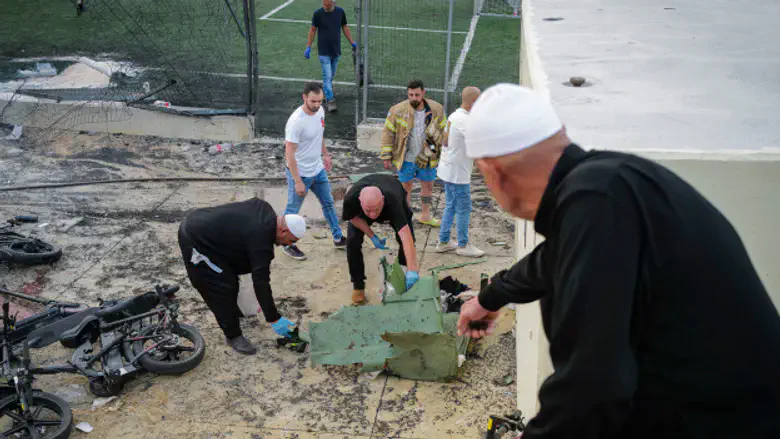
[122,323,205,375]
[0,233,62,266]
[0,391,73,439]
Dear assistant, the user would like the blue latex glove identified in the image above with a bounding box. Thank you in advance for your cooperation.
[351,41,357,49]
[370,234,388,250]
[272,317,295,337]
[304,46,311,59]
[405,271,419,290]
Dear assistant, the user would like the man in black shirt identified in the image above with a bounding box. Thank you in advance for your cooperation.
[305,0,357,112]
[177,198,307,355]
[342,174,420,304]
[458,83,780,437]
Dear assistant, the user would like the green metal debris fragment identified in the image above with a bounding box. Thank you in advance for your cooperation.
[308,257,472,381]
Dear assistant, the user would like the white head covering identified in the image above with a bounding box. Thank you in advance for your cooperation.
[284,214,307,239]
[465,83,563,159]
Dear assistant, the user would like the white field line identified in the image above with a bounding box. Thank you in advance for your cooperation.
[260,0,295,20]
[261,17,468,34]
[448,14,480,92]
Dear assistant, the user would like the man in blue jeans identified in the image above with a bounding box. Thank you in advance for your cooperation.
[436,86,485,258]
[305,0,356,113]
[283,82,346,260]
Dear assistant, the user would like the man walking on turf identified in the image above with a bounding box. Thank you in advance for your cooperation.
[342,174,421,305]
[305,0,357,112]
[381,79,447,227]
[436,86,485,258]
[178,198,306,355]
[283,82,346,261]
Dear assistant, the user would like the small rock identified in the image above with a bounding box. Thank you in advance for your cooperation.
[312,231,329,240]
[493,374,515,386]
[569,76,586,87]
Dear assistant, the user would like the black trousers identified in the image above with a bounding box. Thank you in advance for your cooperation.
[347,217,415,290]
[178,226,243,338]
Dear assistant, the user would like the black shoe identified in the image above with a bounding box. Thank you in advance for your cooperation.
[226,335,257,355]
[283,244,307,260]
[327,99,338,112]
[334,237,346,250]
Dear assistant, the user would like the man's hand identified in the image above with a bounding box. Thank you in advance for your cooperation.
[405,271,419,290]
[271,317,296,338]
[304,46,312,59]
[370,234,388,250]
[324,153,333,172]
[295,180,306,197]
[457,297,500,338]
[383,160,392,170]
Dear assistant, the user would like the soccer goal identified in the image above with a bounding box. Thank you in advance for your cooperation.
[475,0,521,18]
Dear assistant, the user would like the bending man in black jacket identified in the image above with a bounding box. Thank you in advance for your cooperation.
[178,198,307,355]
[458,83,780,438]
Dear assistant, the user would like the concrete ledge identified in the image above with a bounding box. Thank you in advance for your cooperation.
[0,95,252,142]
[356,121,383,153]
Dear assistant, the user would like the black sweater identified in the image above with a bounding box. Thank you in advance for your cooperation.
[479,144,780,438]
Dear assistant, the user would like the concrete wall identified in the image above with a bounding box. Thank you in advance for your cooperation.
[515,0,780,420]
[0,94,253,142]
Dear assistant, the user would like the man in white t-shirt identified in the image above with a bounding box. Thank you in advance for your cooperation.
[282,82,345,261]
[436,86,485,258]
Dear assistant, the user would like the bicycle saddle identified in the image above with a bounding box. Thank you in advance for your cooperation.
[27,308,98,349]
[59,315,100,349]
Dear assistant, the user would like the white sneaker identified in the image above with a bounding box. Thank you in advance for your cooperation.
[456,243,485,258]
[435,240,458,253]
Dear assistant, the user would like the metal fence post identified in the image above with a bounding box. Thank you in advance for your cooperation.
[241,0,253,114]
[443,0,455,114]
[361,0,370,123]
[248,0,260,136]
[354,1,363,128]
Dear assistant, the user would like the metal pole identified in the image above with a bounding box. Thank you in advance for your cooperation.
[361,0,369,122]
[443,0,455,114]
[241,0,253,114]
[354,1,362,128]
[248,0,260,136]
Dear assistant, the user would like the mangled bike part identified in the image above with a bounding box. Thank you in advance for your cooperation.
[0,302,73,439]
[0,231,62,266]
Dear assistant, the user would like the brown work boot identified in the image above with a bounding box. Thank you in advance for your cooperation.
[352,289,366,305]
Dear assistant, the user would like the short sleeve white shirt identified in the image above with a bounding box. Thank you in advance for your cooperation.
[285,106,326,178]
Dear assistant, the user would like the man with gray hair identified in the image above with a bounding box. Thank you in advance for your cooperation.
[457,83,780,437]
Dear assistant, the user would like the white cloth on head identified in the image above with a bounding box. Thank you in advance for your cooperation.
[284,214,307,239]
[285,106,326,177]
[465,83,562,159]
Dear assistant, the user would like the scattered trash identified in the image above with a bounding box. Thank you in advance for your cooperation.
[37,223,49,229]
[237,274,259,317]
[75,422,94,433]
[5,125,23,140]
[458,354,466,367]
[56,217,84,233]
[362,370,383,380]
[494,374,515,387]
[153,100,171,108]
[486,237,509,248]
[141,382,154,391]
[312,231,329,240]
[208,143,234,155]
[54,384,91,404]
[17,62,57,78]
[91,396,118,411]
[439,275,470,313]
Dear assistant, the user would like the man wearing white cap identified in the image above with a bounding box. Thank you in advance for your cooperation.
[457,83,780,437]
[178,198,307,355]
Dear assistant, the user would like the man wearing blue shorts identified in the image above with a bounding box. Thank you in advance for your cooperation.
[380,80,447,226]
